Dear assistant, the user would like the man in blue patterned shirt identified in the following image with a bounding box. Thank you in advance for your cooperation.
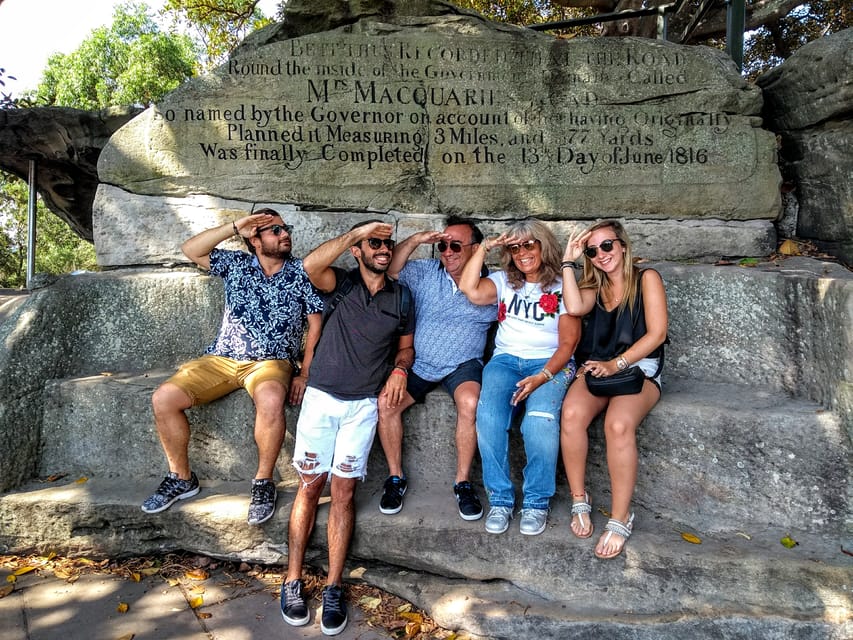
[141,209,323,526]
[377,216,497,521]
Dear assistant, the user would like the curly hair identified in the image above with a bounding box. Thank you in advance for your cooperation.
[499,219,562,291]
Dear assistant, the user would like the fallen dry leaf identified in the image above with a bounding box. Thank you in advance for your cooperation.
[781,535,799,549]
[680,532,702,545]
[130,572,141,583]
[197,612,212,619]
[6,575,16,583]
[115,634,134,640]
[188,595,204,609]
[139,567,160,577]
[0,584,13,598]
[13,566,37,576]
[185,568,209,581]
[359,595,382,610]
[117,602,129,613]
[75,476,89,484]
[778,239,800,256]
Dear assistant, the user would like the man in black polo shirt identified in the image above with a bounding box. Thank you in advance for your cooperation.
[280,220,414,636]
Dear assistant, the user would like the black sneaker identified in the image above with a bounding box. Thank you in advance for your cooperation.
[453,481,484,521]
[320,584,348,636]
[247,478,277,525]
[379,475,407,515]
[280,579,310,626]
[141,472,200,513]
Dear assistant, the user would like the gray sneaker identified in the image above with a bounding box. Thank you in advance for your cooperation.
[247,479,277,525]
[141,472,200,514]
[519,508,549,536]
[484,506,513,534]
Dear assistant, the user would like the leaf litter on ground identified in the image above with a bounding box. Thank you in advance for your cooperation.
[0,552,469,639]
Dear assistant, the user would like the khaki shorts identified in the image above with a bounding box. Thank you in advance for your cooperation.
[167,355,293,406]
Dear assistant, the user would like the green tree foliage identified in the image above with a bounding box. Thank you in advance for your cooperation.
[0,172,97,289]
[743,0,851,79]
[160,0,274,71]
[34,1,198,109]
[458,0,850,76]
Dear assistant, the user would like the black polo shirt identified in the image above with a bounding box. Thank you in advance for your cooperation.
[308,267,414,400]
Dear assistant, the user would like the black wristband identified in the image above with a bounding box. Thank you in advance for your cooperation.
[561,260,581,270]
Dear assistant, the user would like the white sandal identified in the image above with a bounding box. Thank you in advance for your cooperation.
[570,491,593,539]
[594,513,634,559]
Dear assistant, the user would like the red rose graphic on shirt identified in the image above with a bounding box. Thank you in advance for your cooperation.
[539,292,560,317]
[497,301,507,322]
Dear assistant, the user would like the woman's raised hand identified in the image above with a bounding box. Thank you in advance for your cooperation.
[563,228,591,262]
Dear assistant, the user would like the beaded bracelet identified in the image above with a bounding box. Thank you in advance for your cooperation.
[561,260,581,270]
[232,221,239,236]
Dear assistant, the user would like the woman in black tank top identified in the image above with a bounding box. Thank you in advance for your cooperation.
[559,220,669,559]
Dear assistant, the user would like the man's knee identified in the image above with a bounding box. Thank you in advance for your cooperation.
[252,380,287,414]
[152,382,192,415]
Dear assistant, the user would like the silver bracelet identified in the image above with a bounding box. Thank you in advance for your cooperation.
[541,368,554,381]
[616,356,629,371]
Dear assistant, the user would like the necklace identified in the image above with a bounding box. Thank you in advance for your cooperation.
[521,282,538,300]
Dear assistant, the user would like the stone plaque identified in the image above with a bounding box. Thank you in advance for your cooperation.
[99,18,779,220]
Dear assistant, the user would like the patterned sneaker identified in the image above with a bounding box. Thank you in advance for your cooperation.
[484,506,513,534]
[320,584,348,636]
[379,475,407,515]
[247,478,277,525]
[280,579,310,626]
[141,472,200,514]
[453,481,483,521]
[519,508,549,536]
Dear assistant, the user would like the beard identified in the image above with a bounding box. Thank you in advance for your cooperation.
[361,252,391,274]
[260,244,291,260]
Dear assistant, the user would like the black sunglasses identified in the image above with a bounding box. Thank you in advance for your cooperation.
[584,238,620,258]
[366,238,395,250]
[256,224,292,236]
[437,240,474,253]
[508,239,540,255]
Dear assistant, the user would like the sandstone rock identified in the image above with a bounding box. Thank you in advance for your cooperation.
[757,28,853,131]
[0,106,141,240]
[758,29,853,263]
[98,3,779,265]
[94,185,775,266]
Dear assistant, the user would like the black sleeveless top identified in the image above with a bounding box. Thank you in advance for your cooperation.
[575,269,663,363]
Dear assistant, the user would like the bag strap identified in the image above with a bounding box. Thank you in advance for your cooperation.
[323,271,411,335]
[321,271,356,330]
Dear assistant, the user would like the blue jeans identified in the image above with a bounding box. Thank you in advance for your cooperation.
[476,354,572,510]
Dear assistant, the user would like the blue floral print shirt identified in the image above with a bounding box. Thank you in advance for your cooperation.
[204,249,323,362]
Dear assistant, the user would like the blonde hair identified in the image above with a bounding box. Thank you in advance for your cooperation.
[578,219,640,314]
[500,219,562,290]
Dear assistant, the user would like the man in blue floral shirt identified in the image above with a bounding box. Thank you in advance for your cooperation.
[141,209,323,526]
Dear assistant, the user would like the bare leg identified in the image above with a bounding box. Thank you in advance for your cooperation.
[326,475,357,586]
[151,382,194,479]
[285,471,327,582]
[251,380,287,479]
[560,377,608,537]
[594,381,660,557]
[376,393,415,478]
[452,381,480,483]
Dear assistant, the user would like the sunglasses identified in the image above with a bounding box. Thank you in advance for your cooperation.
[256,224,292,236]
[508,239,541,255]
[437,240,474,253]
[584,238,620,258]
[365,238,396,250]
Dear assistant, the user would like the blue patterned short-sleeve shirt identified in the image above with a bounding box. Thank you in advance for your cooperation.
[398,259,497,381]
[204,249,323,362]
